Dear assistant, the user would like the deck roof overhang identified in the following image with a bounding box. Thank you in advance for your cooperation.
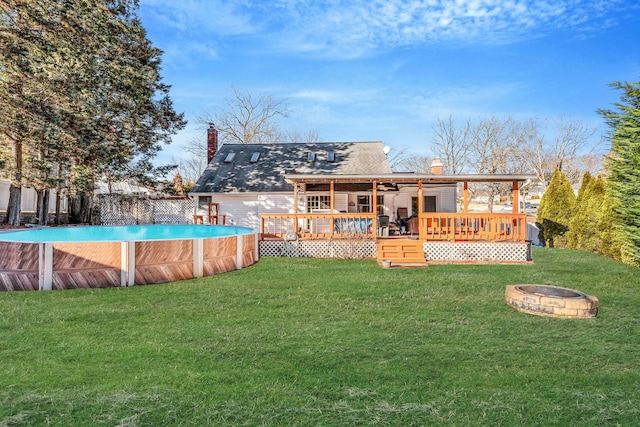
[284,173,537,185]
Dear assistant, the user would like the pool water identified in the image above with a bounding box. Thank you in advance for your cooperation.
[0,224,252,243]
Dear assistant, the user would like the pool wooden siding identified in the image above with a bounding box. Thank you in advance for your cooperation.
[0,233,259,291]
[53,242,122,289]
[0,242,40,291]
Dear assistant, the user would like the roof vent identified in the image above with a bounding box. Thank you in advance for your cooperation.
[250,152,260,163]
[224,152,236,163]
[327,151,335,162]
[307,152,316,162]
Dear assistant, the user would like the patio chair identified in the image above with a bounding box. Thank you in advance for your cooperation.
[378,215,390,237]
[396,208,409,233]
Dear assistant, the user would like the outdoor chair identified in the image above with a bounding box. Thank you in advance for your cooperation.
[377,215,390,237]
[396,208,409,233]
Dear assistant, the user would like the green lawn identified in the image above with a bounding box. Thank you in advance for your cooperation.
[1,247,639,426]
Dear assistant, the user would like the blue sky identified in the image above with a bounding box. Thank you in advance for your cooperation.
[138,0,640,165]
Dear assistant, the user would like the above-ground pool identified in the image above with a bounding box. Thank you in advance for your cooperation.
[0,225,259,291]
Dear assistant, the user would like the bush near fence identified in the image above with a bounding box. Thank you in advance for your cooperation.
[98,194,194,225]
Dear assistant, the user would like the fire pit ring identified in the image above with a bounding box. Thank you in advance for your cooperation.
[505,284,598,318]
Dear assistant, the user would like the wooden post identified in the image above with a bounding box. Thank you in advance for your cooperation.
[512,181,519,214]
[372,181,377,237]
[463,182,469,213]
[293,183,299,234]
[330,181,335,212]
[417,181,424,240]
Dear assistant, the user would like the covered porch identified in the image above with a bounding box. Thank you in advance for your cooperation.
[259,173,536,264]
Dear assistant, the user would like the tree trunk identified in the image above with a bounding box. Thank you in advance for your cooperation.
[6,184,22,226]
[68,192,93,224]
[6,140,23,226]
[37,190,50,226]
[55,191,62,225]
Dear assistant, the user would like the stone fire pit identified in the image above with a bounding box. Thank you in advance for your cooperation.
[505,285,598,318]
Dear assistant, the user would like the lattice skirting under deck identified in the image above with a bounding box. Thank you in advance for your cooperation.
[260,240,531,263]
[423,241,532,263]
[260,240,377,259]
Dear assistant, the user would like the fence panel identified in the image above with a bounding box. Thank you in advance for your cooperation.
[98,194,194,225]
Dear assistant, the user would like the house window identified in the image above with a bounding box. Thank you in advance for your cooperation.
[198,196,211,214]
[250,152,260,163]
[307,152,316,162]
[424,195,437,212]
[224,152,236,163]
[307,195,331,212]
[413,196,437,214]
[327,151,335,162]
[376,195,384,215]
[357,195,371,213]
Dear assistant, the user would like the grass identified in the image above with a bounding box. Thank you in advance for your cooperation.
[1,247,639,426]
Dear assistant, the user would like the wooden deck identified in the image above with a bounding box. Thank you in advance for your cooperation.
[261,212,528,243]
[376,238,427,266]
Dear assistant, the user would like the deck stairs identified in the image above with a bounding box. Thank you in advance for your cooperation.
[376,238,428,267]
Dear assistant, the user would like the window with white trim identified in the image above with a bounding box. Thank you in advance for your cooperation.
[307,195,331,212]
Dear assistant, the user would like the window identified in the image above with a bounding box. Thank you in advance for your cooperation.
[250,152,260,163]
[327,151,335,162]
[224,152,236,163]
[307,195,331,212]
[413,195,437,214]
[198,196,211,214]
[357,195,371,213]
[307,152,316,162]
[424,196,437,212]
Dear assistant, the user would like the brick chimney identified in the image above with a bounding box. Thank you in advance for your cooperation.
[430,158,443,174]
[207,123,218,163]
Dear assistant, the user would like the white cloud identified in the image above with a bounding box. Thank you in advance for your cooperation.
[139,0,256,36]
[139,0,636,59]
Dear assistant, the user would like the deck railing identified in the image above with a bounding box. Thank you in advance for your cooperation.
[261,212,528,242]
[419,213,527,242]
[261,213,376,240]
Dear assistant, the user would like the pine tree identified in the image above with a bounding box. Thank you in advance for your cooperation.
[1,0,186,225]
[597,180,622,260]
[566,172,594,250]
[536,168,575,248]
[599,80,640,266]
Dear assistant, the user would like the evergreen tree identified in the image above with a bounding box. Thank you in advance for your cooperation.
[1,0,185,225]
[597,180,622,260]
[566,172,594,250]
[536,168,575,247]
[599,80,640,266]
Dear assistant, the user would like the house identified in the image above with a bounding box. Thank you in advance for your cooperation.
[190,125,536,264]
[0,179,67,224]
[189,125,401,230]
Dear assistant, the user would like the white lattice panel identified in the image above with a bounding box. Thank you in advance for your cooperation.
[260,240,376,259]
[423,241,531,263]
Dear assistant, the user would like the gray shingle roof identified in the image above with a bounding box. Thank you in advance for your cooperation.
[190,141,392,193]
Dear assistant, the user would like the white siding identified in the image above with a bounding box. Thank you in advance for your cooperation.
[210,195,259,229]
[0,180,66,213]
[334,193,348,212]
[435,186,457,211]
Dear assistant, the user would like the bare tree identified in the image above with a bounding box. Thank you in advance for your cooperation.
[204,86,290,145]
[469,116,525,211]
[285,129,321,144]
[430,115,471,174]
[397,153,432,173]
[180,87,315,181]
[522,117,598,189]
